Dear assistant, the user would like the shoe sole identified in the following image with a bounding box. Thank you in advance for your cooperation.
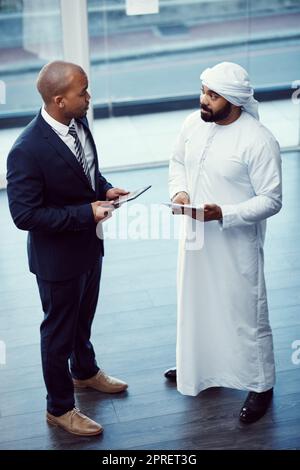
[239,411,268,424]
[73,382,128,393]
[46,417,103,436]
[72,382,88,389]
[164,375,176,381]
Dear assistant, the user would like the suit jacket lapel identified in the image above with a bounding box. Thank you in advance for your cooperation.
[37,112,94,191]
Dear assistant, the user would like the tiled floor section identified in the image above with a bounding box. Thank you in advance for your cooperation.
[0,153,300,449]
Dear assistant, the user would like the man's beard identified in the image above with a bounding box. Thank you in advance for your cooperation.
[200,101,232,122]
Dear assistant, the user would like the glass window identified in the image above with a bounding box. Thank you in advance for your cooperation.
[0,0,299,148]
[88,0,300,103]
[0,0,63,116]
[87,0,300,147]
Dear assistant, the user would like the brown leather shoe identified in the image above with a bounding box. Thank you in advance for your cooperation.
[73,370,128,394]
[46,407,103,436]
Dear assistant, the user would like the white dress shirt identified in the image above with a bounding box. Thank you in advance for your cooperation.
[41,106,96,190]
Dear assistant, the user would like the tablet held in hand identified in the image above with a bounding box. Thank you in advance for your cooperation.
[163,202,204,221]
[112,185,152,208]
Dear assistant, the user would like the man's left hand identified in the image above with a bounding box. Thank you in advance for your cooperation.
[203,204,222,222]
[106,188,129,201]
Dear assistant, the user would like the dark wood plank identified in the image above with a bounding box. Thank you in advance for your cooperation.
[0,152,300,450]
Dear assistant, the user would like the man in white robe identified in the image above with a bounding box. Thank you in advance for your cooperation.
[165,62,282,423]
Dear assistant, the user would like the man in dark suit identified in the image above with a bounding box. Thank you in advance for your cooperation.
[6,61,128,436]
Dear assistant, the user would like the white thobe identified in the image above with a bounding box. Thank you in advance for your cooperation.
[169,111,282,396]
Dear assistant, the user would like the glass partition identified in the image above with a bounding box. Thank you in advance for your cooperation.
[0,0,299,148]
[87,0,300,147]
[0,0,63,116]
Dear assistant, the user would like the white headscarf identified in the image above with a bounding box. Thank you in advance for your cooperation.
[200,62,259,120]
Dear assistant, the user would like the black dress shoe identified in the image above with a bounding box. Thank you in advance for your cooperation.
[164,368,177,381]
[239,388,273,424]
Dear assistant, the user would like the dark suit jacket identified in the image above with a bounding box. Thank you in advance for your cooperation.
[6,110,112,281]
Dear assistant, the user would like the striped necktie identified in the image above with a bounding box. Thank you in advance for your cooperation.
[68,124,92,187]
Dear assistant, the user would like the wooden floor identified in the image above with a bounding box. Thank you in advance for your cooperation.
[0,154,300,450]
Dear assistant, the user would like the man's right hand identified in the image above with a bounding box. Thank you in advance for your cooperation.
[91,201,114,223]
[172,191,190,205]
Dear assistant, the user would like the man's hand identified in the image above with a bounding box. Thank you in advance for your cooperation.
[172,191,190,205]
[106,188,129,201]
[203,204,222,222]
[91,201,114,223]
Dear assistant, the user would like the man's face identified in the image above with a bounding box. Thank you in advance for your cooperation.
[61,71,90,119]
[200,85,232,122]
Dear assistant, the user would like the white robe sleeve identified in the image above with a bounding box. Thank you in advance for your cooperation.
[220,138,282,229]
[169,120,189,200]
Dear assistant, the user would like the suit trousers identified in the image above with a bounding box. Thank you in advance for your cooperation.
[36,258,102,416]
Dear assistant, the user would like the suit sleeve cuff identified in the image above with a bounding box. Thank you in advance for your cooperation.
[99,182,113,201]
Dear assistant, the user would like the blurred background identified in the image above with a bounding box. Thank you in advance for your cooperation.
[1,0,299,179]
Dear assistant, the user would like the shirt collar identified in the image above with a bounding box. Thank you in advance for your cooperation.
[41,106,75,137]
